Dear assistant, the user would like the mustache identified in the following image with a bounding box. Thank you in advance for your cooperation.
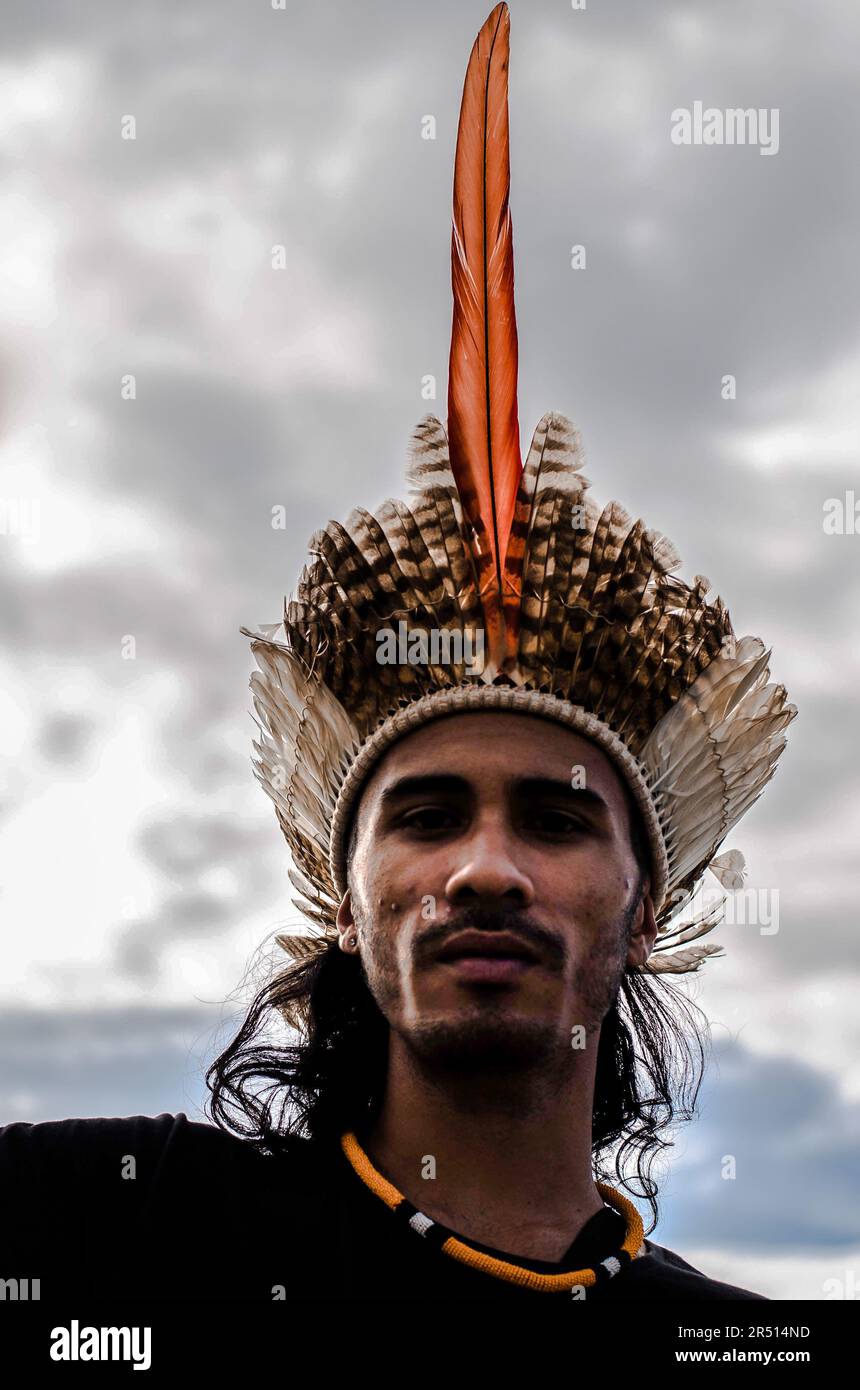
[416,903,566,968]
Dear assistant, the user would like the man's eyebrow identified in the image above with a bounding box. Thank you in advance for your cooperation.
[513,777,610,816]
[377,773,609,816]
[379,774,469,808]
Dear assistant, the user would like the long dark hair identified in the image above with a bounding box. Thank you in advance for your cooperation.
[205,939,709,1234]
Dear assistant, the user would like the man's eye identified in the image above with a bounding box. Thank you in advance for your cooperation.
[399,806,460,833]
[530,810,586,835]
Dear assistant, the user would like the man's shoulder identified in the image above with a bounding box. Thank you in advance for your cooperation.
[0,1110,233,1155]
[0,1110,327,1234]
[0,1113,330,1298]
[615,1237,769,1301]
[0,1110,320,1178]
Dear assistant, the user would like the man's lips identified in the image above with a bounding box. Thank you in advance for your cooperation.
[440,955,535,984]
[434,930,541,980]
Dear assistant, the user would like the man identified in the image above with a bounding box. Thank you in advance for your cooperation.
[0,710,778,1303]
[0,4,794,1303]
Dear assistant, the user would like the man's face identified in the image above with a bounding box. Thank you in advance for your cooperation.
[337,712,657,1076]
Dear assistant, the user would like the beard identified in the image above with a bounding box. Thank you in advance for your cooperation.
[352,888,641,1090]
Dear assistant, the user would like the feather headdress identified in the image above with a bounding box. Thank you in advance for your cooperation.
[242,3,796,974]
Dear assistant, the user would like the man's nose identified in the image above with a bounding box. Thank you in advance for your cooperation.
[444,819,535,907]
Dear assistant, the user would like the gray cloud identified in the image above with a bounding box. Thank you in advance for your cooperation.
[36,713,97,766]
[656,1037,860,1251]
[0,1005,221,1124]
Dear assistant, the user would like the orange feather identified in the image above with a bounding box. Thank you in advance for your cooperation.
[447,2,523,674]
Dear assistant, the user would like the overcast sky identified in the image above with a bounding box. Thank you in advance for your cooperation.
[0,0,858,1301]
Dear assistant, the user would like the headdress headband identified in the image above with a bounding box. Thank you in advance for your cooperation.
[241,3,796,973]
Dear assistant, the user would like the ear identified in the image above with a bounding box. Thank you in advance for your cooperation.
[336,890,356,949]
[626,885,658,971]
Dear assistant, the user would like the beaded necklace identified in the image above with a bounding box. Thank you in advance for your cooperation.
[341,1130,646,1294]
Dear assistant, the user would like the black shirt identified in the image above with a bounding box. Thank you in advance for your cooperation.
[0,1112,768,1301]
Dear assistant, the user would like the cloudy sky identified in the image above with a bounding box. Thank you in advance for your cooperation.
[0,0,858,1301]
